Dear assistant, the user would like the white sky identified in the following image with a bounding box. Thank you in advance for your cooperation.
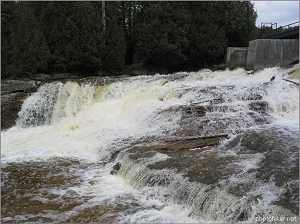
[252,1,299,27]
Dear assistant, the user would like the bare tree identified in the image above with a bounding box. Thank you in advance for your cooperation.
[102,1,106,30]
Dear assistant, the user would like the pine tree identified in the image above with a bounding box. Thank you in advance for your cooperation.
[1,1,258,77]
[185,2,227,67]
[40,2,104,73]
[134,2,189,70]
[220,1,257,47]
[134,1,257,70]
[1,2,18,77]
[102,2,126,72]
[64,2,104,72]
[120,1,140,65]
[8,2,50,76]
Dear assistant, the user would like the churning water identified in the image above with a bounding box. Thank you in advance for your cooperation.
[1,65,299,223]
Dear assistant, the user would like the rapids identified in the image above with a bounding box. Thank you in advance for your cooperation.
[1,65,299,223]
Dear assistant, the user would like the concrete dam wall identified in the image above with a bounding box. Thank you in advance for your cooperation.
[226,47,248,67]
[226,39,299,70]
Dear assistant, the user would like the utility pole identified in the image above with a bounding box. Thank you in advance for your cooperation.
[102,1,106,30]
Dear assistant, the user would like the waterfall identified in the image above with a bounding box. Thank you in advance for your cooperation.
[2,65,299,223]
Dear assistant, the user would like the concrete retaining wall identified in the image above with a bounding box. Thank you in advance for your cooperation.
[226,39,299,70]
[226,47,248,67]
[246,39,299,70]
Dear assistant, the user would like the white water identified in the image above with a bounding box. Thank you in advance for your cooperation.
[1,65,299,223]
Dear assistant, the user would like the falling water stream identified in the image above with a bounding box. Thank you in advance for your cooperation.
[1,65,299,223]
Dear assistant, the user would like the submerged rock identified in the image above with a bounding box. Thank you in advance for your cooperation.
[110,163,121,175]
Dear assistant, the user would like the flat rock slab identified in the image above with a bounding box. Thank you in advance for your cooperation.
[127,134,232,184]
[121,127,299,214]
[1,80,38,94]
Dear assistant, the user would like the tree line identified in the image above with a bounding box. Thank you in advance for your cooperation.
[1,1,258,78]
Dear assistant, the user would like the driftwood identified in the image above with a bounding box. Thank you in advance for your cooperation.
[283,79,299,86]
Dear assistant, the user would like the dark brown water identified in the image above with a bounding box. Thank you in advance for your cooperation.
[1,159,169,223]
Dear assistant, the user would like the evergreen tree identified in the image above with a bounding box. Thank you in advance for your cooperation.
[66,2,104,72]
[134,1,257,70]
[8,2,50,76]
[102,2,126,72]
[1,1,259,77]
[185,2,227,67]
[220,1,257,46]
[40,2,104,73]
[41,2,70,72]
[103,22,126,71]
[134,2,189,70]
[1,1,18,77]
[120,1,140,65]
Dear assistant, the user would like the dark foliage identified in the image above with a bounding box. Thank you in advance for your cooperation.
[1,1,258,77]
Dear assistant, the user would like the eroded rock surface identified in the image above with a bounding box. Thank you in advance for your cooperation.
[116,127,299,215]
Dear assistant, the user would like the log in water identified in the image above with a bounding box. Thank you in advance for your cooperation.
[1,65,299,223]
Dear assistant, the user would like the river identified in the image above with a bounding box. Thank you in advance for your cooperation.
[1,65,299,223]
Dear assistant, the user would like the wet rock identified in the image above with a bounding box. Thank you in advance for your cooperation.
[29,73,52,81]
[128,135,230,184]
[1,80,40,130]
[160,105,207,120]
[1,80,38,94]
[131,69,150,76]
[130,135,227,154]
[122,127,299,215]
[167,105,207,118]
[1,92,31,130]
[248,101,268,112]
[221,128,299,214]
[110,163,121,175]
[29,73,80,81]
[212,63,227,71]
[1,74,83,130]
[51,73,80,80]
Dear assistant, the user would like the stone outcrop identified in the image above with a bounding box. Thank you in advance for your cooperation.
[1,73,83,130]
[29,73,80,81]
[1,80,38,94]
[1,92,31,130]
[1,80,41,130]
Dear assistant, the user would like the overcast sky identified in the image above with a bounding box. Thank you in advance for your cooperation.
[252,1,299,27]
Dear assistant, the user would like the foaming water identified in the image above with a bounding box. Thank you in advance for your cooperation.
[5,77,183,163]
[1,65,299,223]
